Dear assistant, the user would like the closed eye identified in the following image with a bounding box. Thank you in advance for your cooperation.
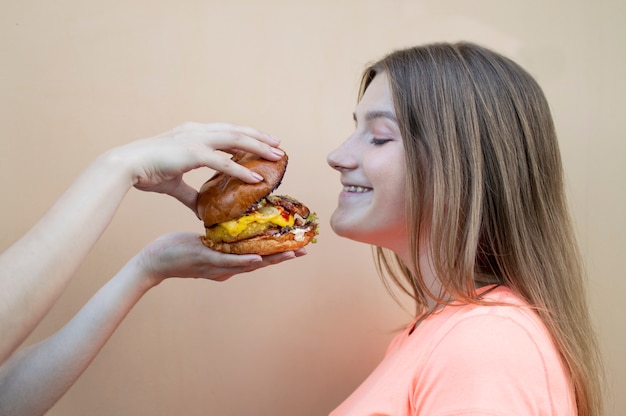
[371,138,392,146]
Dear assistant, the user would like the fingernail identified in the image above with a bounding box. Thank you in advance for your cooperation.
[268,135,281,145]
[277,253,295,262]
[271,147,285,157]
[251,171,264,182]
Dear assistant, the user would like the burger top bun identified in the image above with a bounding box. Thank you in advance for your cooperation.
[197,150,288,227]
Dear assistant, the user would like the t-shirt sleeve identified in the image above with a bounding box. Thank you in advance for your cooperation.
[412,314,557,416]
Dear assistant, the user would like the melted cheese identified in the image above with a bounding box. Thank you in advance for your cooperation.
[219,206,294,236]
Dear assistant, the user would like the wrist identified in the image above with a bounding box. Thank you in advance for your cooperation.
[125,253,166,292]
[94,146,141,188]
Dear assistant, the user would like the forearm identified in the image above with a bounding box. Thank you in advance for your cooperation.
[0,122,283,364]
[0,227,303,416]
[0,257,158,416]
[0,152,136,363]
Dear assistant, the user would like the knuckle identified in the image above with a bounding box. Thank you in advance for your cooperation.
[230,132,245,143]
[218,157,234,171]
[177,121,195,131]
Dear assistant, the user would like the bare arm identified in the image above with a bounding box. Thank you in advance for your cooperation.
[0,122,283,364]
[0,232,304,416]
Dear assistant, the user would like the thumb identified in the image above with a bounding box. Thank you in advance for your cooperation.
[164,180,200,216]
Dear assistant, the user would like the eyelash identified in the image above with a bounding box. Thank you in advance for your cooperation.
[371,138,392,146]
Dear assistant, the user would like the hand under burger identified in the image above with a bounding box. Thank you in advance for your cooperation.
[137,232,308,286]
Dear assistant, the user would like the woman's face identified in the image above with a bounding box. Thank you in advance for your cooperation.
[327,72,408,253]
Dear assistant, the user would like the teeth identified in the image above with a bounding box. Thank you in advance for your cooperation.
[344,185,371,193]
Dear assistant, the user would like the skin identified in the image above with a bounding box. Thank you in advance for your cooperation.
[327,73,408,258]
[0,233,302,416]
[327,73,440,303]
[0,122,303,415]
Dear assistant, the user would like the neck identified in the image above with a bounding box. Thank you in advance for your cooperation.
[395,244,444,311]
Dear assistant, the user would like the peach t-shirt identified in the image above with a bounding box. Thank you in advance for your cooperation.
[330,285,575,416]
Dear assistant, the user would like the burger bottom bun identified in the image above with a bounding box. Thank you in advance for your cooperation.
[200,228,316,256]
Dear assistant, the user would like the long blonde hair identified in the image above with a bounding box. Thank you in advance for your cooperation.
[363,42,603,416]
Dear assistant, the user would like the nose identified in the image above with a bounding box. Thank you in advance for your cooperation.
[327,139,357,172]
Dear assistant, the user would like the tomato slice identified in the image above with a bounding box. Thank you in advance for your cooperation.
[279,207,291,221]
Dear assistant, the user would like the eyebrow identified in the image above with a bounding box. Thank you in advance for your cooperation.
[353,110,398,123]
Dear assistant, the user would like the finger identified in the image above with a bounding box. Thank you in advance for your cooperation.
[174,122,282,153]
[224,252,295,275]
[202,123,281,147]
[199,152,267,184]
[260,251,297,264]
[177,123,285,161]
[206,133,285,162]
[207,251,264,268]
[209,250,295,271]
[167,181,200,215]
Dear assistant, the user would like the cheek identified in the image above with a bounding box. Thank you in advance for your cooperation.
[365,153,407,205]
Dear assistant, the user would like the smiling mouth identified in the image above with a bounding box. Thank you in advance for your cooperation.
[343,185,372,193]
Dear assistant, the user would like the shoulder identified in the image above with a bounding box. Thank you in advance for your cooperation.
[425,287,558,378]
[410,286,574,414]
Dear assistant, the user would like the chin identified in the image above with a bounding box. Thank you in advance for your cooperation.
[331,211,408,250]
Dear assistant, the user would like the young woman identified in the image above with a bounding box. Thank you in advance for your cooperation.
[327,42,604,416]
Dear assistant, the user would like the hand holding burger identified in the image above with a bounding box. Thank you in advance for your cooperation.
[197,150,318,255]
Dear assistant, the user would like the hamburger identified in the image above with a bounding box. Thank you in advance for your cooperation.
[197,150,318,255]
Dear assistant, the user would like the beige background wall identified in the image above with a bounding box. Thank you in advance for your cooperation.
[1,1,624,414]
